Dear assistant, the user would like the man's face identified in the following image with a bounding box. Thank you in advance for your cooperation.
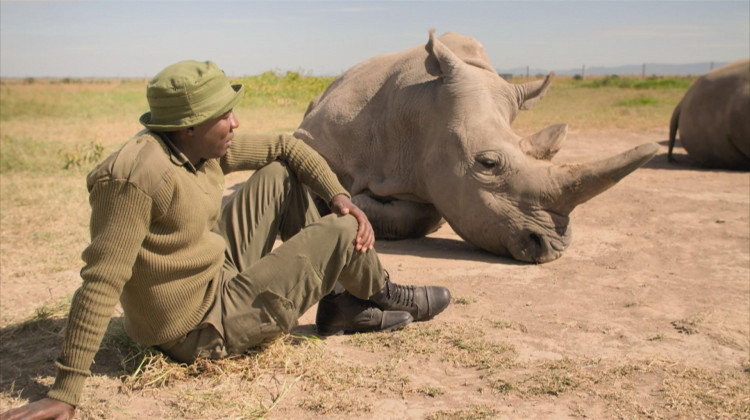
[188,110,240,161]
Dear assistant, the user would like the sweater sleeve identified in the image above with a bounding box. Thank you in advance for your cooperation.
[220,132,349,203]
[48,180,151,406]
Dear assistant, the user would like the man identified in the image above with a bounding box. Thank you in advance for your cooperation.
[1,60,450,419]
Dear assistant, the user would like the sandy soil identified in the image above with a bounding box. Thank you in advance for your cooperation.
[1,128,748,418]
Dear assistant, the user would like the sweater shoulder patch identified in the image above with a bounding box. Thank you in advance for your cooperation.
[87,132,172,196]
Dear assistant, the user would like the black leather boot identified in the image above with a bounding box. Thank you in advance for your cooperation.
[316,291,413,336]
[369,272,451,321]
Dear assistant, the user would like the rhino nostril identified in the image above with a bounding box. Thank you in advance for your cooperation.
[529,233,543,249]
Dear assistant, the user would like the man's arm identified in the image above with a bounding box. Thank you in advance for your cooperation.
[220,133,348,203]
[221,133,375,251]
[47,180,152,406]
[2,180,151,417]
[2,180,153,419]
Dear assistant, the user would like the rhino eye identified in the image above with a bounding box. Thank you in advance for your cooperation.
[475,155,502,170]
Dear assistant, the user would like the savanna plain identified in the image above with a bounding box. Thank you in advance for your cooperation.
[0,73,748,419]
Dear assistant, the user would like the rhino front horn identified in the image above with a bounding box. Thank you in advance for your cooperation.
[550,142,659,215]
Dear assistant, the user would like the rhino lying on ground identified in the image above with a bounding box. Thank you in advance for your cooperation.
[668,58,750,170]
[295,30,658,263]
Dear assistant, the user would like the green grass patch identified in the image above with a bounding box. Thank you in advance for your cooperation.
[0,135,70,174]
[580,75,694,90]
[0,82,146,121]
[616,97,661,107]
[511,76,690,132]
[1,135,104,174]
[236,71,335,110]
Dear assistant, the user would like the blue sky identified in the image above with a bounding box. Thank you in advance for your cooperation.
[1,0,748,78]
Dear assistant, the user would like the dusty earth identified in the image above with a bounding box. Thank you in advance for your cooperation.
[1,128,748,419]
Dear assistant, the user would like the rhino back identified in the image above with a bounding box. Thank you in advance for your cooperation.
[297,32,501,197]
[677,59,750,168]
[298,46,427,194]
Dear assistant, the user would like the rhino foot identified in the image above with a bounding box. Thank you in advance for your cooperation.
[352,194,444,240]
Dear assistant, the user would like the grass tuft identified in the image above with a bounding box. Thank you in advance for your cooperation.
[426,404,498,420]
[616,97,661,107]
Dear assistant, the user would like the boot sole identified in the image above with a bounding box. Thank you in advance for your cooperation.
[316,318,412,336]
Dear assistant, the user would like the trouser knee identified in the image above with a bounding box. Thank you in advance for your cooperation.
[316,213,359,247]
[251,160,296,189]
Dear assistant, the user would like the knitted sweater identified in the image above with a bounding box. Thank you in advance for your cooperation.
[48,130,348,406]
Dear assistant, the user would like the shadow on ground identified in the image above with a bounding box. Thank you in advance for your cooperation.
[0,315,133,401]
[648,139,749,172]
[374,234,525,266]
[0,312,334,402]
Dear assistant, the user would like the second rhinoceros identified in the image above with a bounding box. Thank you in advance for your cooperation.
[295,30,658,263]
[668,58,750,169]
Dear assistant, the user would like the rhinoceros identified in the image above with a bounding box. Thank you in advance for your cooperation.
[668,58,750,169]
[294,30,658,263]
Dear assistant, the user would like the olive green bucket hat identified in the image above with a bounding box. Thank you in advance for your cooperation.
[139,60,244,131]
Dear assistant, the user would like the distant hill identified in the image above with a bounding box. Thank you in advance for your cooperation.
[499,62,731,78]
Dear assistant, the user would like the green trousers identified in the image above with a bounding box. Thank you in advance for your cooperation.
[158,161,386,362]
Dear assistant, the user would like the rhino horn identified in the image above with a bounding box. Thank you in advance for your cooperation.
[549,142,659,215]
[520,123,568,160]
[514,73,554,111]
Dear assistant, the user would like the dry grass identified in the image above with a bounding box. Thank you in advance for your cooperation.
[2,276,748,418]
[511,76,691,134]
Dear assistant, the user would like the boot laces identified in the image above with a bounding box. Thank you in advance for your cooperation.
[386,280,415,307]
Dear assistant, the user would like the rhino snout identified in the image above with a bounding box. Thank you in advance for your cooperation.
[512,227,570,263]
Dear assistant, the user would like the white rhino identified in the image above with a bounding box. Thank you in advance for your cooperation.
[668,58,750,169]
[294,30,658,263]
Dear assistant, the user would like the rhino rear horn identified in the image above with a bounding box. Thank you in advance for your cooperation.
[549,142,659,215]
[520,123,568,160]
[515,73,554,110]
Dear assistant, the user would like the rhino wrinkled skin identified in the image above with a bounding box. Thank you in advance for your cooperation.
[295,30,658,263]
[669,58,750,170]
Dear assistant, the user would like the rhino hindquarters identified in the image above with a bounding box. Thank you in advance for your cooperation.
[352,194,444,240]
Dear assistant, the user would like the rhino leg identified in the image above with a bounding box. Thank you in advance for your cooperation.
[668,100,682,163]
[352,194,444,240]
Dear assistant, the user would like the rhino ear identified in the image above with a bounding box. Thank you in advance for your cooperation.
[426,29,466,78]
[515,73,554,110]
[520,123,568,160]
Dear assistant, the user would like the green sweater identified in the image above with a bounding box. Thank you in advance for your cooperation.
[48,130,348,406]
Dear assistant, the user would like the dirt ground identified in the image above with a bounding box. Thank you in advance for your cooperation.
[1,128,748,419]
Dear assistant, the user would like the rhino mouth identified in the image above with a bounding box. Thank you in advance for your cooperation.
[447,208,572,263]
[510,211,572,263]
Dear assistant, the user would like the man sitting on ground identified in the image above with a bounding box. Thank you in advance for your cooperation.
[1,60,450,420]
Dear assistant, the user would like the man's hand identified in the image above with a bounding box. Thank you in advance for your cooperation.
[330,194,374,252]
[0,398,75,420]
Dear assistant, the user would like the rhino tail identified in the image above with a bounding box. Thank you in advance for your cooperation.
[668,99,682,163]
